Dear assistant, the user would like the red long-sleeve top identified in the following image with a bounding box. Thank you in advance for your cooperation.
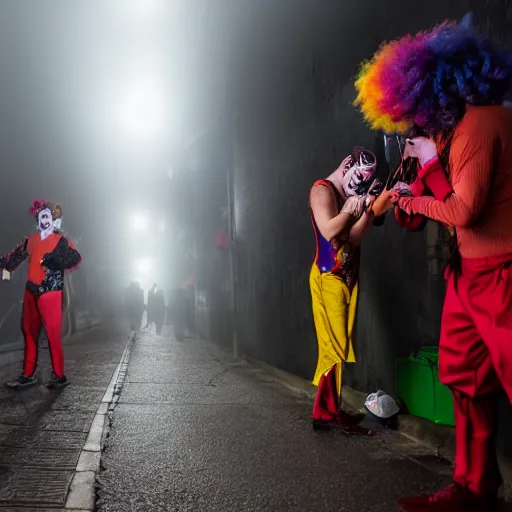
[398,105,512,259]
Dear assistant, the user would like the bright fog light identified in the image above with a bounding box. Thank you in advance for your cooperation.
[132,213,148,231]
[116,79,166,142]
[124,0,163,19]
[135,257,152,276]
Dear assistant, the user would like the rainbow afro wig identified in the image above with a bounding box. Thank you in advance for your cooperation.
[354,21,512,135]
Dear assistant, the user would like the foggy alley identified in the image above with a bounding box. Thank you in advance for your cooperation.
[1,1,512,511]
[1,326,452,511]
[96,331,453,512]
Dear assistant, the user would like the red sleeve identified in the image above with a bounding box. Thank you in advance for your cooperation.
[394,207,427,231]
[418,158,453,201]
[409,176,425,197]
[398,117,498,228]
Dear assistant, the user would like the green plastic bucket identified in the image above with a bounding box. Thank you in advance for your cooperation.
[396,346,455,426]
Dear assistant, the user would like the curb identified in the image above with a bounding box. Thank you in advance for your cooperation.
[64,331,135,511]
[244,355,457,450]
[245,356,512,501]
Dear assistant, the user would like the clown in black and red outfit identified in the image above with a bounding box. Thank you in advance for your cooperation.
[2,200,81,390]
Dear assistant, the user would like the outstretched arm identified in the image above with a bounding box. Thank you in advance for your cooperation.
[0,238,29,272]
[398,125,498,228]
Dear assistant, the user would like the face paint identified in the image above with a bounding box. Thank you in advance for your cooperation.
[342,150,377,196]
[37,208,54,240]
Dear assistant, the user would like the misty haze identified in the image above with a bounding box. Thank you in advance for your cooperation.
[0,1,511,511]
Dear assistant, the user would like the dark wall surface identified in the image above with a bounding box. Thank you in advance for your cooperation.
[230,0,512,395]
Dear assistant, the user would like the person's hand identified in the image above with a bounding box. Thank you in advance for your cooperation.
[403,137,437,167]
[41,252,63,271]
[341,195,366,218]
[371,190,397,217]
[393,182,413,197]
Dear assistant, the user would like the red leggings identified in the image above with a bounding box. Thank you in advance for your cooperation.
[22,289,65,379]
[312,366,339,421]
[439,253,512,494]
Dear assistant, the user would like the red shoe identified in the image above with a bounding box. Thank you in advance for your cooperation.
[399,484,497,511]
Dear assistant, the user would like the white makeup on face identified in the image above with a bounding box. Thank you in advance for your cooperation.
[342,166,375,197]
[38,208,54,240]
[341,150,377,197]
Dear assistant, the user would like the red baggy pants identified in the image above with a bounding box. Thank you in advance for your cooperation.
[312,366,339,421]
[22,289,65,379]
[439,253,512,494]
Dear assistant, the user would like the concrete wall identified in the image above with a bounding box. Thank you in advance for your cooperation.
[190,0,512,458]
[227,0,512,458]
[231,0,486,391]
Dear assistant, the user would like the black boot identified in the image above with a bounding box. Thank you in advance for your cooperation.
[5,374,38,390]
[47,373,69,389]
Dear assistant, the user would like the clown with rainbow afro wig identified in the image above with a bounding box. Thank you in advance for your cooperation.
[356,18,512,512]
[354,18,511,136]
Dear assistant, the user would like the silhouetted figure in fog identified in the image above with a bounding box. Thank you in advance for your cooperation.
[154,287,165,335]
[144,283,157,329]
[126,281,144,337]
[169,287,186,341]
[165,289,173,325]
[1,201,81,390]
[184,285,195,334]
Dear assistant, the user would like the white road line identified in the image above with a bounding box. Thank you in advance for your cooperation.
[65,333,134,511]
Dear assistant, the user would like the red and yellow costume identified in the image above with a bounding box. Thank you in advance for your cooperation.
[309,180,359,424]
[308,149,383,434]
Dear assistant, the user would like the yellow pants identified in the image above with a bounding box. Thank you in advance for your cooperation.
[310,264,358,398]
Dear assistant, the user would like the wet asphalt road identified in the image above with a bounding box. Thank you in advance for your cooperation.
[0,324,127,509]
[97,328,453,512]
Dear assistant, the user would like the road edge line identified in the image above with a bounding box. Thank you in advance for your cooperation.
[65,331,135,511]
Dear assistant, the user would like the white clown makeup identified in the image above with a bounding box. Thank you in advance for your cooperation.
[38,208,54,240]
[341,149,377,197]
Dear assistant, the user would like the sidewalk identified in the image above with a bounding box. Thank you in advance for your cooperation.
[0,325,128,510]
[246,357,512,504]
[97,329,456,512]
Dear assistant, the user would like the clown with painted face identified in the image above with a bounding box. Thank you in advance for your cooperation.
[308,147,387,434]
[1,200,81,390]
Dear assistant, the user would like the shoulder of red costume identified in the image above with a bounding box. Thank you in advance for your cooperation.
[310,181,339,207]
[311,179,331,190]
[26,233,37,248]
[457,105,503,135]
[311,179,337,194]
